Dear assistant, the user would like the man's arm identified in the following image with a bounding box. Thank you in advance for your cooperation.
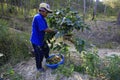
[45,28,56,33]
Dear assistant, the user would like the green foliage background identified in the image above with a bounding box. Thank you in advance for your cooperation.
[0,19,30,66]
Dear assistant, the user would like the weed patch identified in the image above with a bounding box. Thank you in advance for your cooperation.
[0,19,30,66]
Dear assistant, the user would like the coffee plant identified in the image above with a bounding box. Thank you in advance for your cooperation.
[48,7,89,35]
[45,7,89,77]
[46,7,89,53]
[80,50,101,76]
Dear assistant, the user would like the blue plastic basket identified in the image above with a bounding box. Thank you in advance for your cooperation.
[46,54,64,69]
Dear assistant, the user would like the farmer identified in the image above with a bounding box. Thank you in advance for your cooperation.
[30,3,56,72]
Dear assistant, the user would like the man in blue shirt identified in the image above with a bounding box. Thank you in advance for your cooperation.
[30,3,56,71]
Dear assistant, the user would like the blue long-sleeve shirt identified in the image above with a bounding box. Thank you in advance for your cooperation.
[30,13,48,46]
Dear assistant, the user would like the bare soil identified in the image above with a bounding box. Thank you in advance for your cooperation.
[74,20,120,48]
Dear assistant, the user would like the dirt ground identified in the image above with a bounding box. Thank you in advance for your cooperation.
[14,20,120,80]
[14,44,120,80]
[74,20,120,48]
[14,46,120,80]
[14,57,90,80]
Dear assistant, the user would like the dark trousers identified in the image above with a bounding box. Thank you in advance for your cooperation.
[32,42,49,69]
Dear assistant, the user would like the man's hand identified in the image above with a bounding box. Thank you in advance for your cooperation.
[45,28,54,32]
[45,28,58,34]
[53,30,58,34]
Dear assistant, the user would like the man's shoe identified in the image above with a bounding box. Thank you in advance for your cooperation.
[0,78,3,80]
[37,68,45,72]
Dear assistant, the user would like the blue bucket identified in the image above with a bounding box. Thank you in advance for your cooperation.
[46,54,64,69]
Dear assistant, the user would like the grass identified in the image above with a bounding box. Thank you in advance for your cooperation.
[0,64,24,80]
[0,19,31,80]
[96,15,117,21]
[96,41,118,49]
[0,18,32,79]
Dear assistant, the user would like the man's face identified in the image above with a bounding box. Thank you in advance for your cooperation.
[42,10,48,17]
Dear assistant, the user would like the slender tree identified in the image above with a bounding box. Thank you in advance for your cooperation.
[83,0,86,21]
[92,0,99,20]
[117,11,120,25]
[103,5,107,15]
[0,0,4,16]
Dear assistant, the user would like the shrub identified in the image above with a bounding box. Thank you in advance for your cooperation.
[103,55,120,80]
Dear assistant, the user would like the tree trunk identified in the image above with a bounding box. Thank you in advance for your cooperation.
[0,0,4,16]
[92,0,99,20]
[83,0,86,21]
[117,11,120,25]
[23,0,27,20]
[104,5,107,15]
[88,0,93,9]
